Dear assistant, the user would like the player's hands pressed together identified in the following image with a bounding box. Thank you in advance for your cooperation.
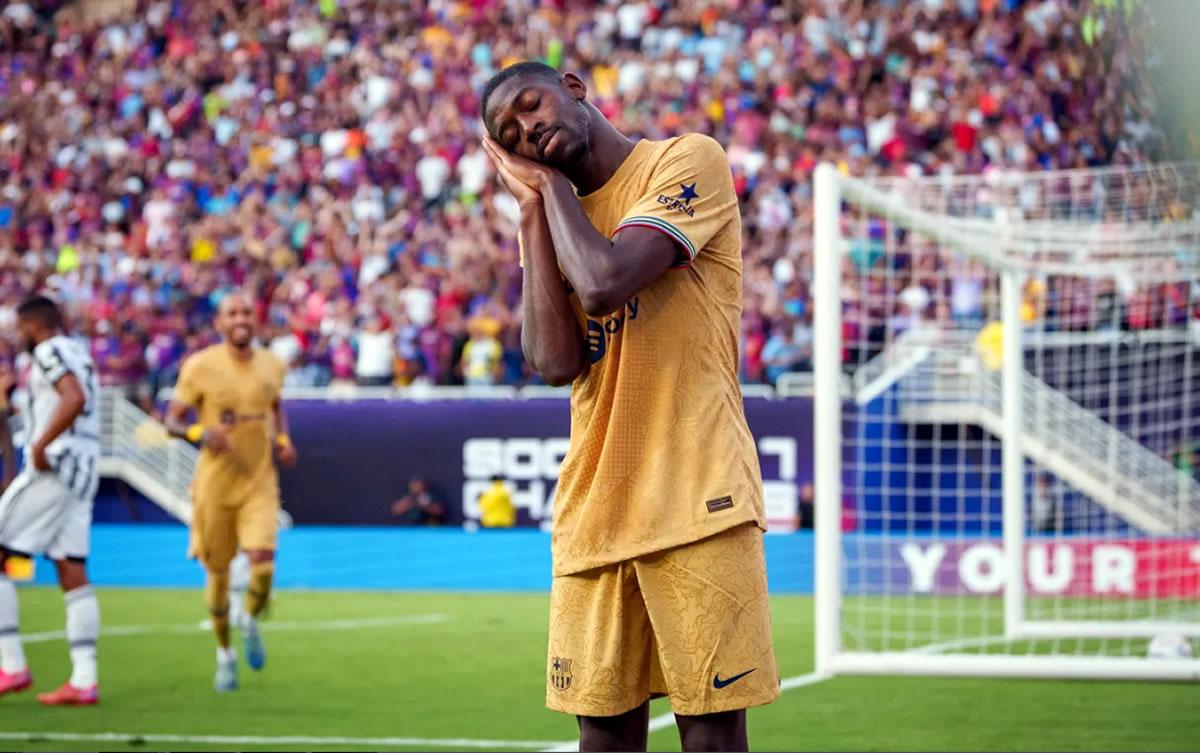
[483,137,556,207]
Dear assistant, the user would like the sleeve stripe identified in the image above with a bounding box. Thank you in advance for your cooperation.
[615,216,697,261]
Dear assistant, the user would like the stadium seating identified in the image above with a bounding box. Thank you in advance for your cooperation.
[0,0,1172,400]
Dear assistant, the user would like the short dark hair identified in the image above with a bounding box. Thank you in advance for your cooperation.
[16,295,63,330]
[480,60,562,126]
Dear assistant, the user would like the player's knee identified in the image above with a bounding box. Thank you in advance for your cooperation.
[245,549,275,565]
[578,703,650,752]
[676,710,747,753]
[54,557,89,592]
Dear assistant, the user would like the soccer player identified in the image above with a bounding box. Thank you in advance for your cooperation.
[0,363,19,494]
[164,292,297,692]
[481,62,779,752]
[0,295,101,705]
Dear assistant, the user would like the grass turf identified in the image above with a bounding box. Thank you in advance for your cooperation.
[1,588,1195,751]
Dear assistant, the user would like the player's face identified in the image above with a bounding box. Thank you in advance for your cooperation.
[217,297,256,348]
[16,316,39,352]
[487,75,590,170]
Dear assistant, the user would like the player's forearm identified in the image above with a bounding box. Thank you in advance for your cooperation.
[164,404,201,442]
[35,398,84,451]
[538,172,633,318]
[273,403,294,448]
[0,424,14,481]
[163,413,190,439]
[273,402,290,437]
[519,202,585,386]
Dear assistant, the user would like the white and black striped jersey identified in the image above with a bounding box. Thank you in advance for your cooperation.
[27,335,100,483]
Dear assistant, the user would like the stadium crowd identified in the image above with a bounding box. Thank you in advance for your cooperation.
[0,0,1185,400]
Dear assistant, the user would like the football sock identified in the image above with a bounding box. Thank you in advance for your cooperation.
[64,584,99,688]
[205,569,231,648]
[229,553,249,625]
[0,576,26,674]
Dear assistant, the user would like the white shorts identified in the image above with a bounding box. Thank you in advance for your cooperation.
[0,469,93,560]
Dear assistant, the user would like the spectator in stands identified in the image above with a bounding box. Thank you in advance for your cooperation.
[460,319,504,387]
[478,475,516,529]
[391,478,447,527]
[762,326,802,385]
[799,482,814,530]
[1031,474,1061,533]
[355,314,395,387]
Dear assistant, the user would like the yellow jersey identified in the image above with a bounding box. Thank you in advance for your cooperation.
[175,344,286,507]
[479,481,517,528]
[552,133,765,576]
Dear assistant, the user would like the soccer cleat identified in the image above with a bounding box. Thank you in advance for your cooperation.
[214,657,238,692]
[36,682,98,706]
[242,622,265,671]
[0,669,32,697]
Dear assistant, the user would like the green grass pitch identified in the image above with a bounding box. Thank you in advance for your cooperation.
[1,587,1195,751]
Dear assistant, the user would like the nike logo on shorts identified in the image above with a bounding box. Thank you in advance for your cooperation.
[713,668,756,689]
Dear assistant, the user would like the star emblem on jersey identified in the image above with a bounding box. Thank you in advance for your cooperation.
[677,182,699,205]
[713,668,755,689]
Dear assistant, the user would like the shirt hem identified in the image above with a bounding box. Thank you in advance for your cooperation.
[550,510,765,578]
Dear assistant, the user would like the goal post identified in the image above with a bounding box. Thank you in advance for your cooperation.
[812,161,1200,681]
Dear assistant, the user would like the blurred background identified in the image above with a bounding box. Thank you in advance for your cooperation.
[0,0,1186,402]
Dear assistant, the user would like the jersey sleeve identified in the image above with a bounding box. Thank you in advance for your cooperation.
[32,340,73,385]
[613,134,739,267]
[174,356,203,409]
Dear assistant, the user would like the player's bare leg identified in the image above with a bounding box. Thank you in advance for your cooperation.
[37,558,99,705]
[675,709,748,752]
[0,549,33,696]
[206,567,237,691]
[577,702,650,753]
[240,549,274,671]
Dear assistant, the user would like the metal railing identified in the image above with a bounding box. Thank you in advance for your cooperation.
[99,389,196,523]
[893,345,1200,533]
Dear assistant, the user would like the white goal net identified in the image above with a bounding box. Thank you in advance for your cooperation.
[812,162,1200,680]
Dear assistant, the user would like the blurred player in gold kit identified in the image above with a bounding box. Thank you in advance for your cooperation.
[165,292,297,692]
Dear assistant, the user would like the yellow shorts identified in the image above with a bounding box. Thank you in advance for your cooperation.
[189,492,279,572]
[547,522,779,717]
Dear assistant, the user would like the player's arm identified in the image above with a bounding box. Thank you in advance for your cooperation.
[163,360,229,452]
[537,175,679,318]
[484,138,585,385]
[0,370,14,489]
[518,201,586,385]
[484,137,677,319]
[272,399,297,467]
[30,373,86,471]
[0,407,14,492]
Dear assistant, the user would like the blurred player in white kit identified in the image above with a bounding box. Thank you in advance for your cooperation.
[0,295,102,705]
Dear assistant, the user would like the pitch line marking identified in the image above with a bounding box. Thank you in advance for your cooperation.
[541,671,833,752]
[0,732,559,750]
[21,613,446,644]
